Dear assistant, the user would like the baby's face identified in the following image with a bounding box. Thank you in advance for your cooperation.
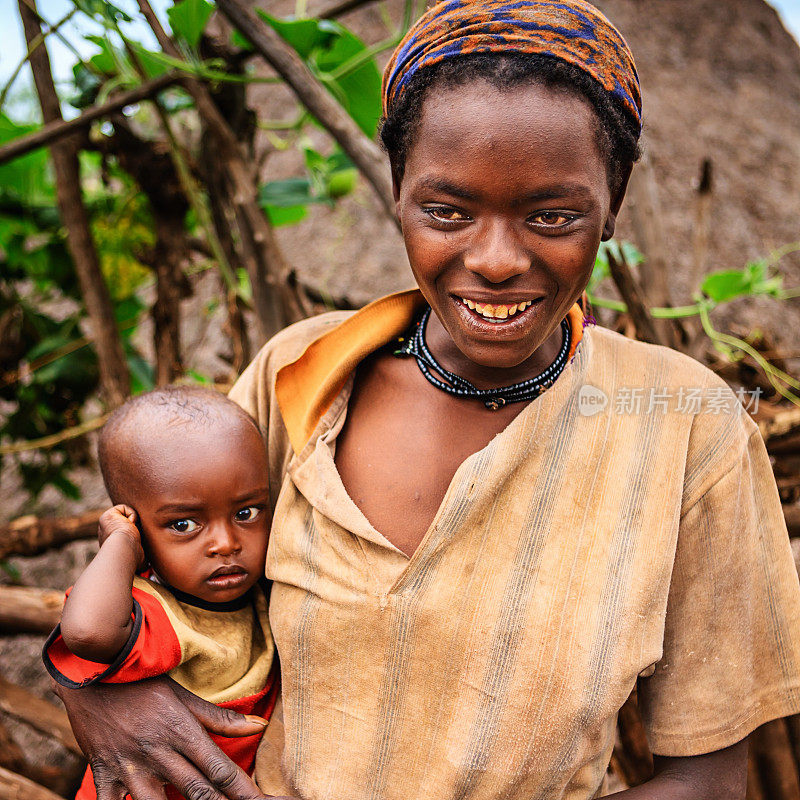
[123,419,269,603]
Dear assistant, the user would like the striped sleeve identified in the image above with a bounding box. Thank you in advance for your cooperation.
[638,411,800,756]
[43,585,181,688]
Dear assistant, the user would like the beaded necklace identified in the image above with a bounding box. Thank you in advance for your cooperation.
[393,306,571,410]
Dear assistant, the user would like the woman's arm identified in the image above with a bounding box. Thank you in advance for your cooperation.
[59,505,145,662]
[612,738,748,799]
[54,676,273,800]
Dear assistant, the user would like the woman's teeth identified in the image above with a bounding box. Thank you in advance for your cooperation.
[460,298,533,321]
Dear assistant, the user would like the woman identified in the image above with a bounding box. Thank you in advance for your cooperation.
[56,2,800,799]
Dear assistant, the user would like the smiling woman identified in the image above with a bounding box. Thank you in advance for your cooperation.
[52,3,800,800]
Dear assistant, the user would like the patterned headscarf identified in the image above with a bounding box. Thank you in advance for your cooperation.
[382,0,642,130]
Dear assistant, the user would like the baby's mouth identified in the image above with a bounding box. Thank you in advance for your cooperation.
[207,564,248,586]
[459,297,536,323]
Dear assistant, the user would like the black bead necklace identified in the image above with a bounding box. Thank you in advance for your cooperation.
[394,306,572,410]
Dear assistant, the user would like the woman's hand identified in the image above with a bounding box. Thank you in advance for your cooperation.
[54,675,270,800]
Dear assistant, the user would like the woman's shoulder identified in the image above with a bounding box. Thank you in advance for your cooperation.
[242,310,356,381]
[586,323,732,392]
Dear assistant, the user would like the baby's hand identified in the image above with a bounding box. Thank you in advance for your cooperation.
[99,505,145,567]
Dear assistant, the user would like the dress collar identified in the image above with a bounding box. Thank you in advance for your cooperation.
[275,289,584,455]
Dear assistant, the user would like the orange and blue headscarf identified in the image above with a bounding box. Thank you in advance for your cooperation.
[382,0,642,130]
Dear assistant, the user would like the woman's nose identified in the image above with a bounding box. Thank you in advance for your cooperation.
[207,525,242,556]
[463,218,530,283]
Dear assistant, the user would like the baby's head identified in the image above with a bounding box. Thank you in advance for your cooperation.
[98,387,269,603]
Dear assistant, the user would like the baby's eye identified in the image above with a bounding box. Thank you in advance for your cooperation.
[235,506,262,522]
[170,519,198,534]
[425,207,471,223]
[529,211,574,227]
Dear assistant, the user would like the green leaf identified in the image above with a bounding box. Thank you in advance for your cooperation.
[72,0,132,23]
[701,270,750,302]
[313,26,381,136]
[700,260,783,303]
[258,177,315,207]
[187,369,213,385]
[0,115,54,205]
[0,561,21,583]
[255,12,337,59]
[70,63,103,109]
[258,14,381,136]
[264,204,308,226]
[326,167,357,198]
[168,0,215,48]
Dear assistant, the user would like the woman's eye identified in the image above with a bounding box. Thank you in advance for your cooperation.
[235,506,261,522]
[530,211,574,227]
[425,207,471,223]
[170,519,198,534]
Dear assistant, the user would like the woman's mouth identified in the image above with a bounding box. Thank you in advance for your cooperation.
[206,565,249,589]
[458,296,539,324]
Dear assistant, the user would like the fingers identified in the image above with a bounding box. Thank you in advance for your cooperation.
[171,681,268,738]
[163,746,265,800]
[117,504,138,524]
[92,764,129,800]
[126,773,168,800]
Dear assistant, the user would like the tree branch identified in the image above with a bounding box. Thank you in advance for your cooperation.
[0,72,180,167]
[318,0,380,19]
[137,0,306,340]
[606,249,666,347]
[215,0,397,224]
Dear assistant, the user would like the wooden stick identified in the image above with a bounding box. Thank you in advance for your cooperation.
[0,766,67,800]
[0,585,63,635]
[0,72,180,167]
[0,509,101,560]
[318,0,379,18]
[606,249,666,347]
[137,0,306,340]
[18,0,130,407]
[215,0,396,223]
[0,674,81,756]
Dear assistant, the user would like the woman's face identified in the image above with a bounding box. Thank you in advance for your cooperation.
[395,79,624,373]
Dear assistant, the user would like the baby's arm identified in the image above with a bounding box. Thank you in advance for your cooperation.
[59,505,146,663]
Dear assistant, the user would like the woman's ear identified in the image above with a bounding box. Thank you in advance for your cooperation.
[391,163,403,220]
[601,164,633,242]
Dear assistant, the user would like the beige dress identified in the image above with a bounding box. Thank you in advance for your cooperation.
[230,290,800,800]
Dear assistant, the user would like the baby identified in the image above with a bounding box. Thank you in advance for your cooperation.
[42,386,277,800]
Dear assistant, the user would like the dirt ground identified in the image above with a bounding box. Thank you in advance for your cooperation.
[2,0,800,779]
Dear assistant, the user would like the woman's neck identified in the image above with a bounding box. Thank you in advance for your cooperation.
[423,310,566,390]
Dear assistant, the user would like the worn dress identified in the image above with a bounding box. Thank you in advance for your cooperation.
[230,290,800,800]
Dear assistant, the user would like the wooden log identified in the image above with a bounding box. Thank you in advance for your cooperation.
[0,717,79,797]
[0,766,67,800]
[0,510,101,560]
[0,674,81,756]
[0,586,62,635]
